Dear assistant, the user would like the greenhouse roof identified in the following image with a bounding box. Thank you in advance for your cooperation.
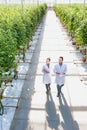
[0,0,87,4]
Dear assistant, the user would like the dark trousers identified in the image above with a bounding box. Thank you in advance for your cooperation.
[45,83,51,92]
[57,84,64,96]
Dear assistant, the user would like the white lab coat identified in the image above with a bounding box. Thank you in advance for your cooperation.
[54,64,67,86]
[42,64,51,84]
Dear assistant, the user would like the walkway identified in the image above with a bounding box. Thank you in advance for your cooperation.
[10,9,87,130]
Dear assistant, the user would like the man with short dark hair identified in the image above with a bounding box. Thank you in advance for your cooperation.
[54,56,67,97]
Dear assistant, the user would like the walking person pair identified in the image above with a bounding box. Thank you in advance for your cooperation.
[42,56,67,97]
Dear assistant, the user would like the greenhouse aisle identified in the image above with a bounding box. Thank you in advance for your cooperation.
[10,9,87,130]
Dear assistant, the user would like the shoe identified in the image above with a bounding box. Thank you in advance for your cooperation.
[57,93,60,97]
[46,90,49,94]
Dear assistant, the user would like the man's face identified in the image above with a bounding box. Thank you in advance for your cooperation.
[46,59,50,64]
[59,58,63,64]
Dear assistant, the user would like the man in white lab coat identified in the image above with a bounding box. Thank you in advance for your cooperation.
[54,56,67,97]
[42,58,51,94]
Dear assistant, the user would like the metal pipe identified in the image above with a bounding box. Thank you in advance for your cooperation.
[69,0,71,4]
[21,0,24,14]
[35,74,87,76]
[5,0,7,4]
[37,0,39,5]
[83,0,86,18]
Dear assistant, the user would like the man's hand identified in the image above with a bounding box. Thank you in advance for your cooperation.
[56,72,60,75]
[56,72,66,75]
[44,70,49,73]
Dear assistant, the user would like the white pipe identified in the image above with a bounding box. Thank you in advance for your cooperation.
[83,0,86,18]
[21,0,24,14]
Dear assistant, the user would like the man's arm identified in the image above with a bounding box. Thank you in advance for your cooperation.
[42,65,49,73]
[63,65,67,75]
[54,65,60,75]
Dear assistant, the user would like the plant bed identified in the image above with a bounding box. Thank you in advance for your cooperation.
[79,47,86,55]
[0,88,3,99]
[79,47,83,53]
[0,4,47,81]
[76,43,81,50]
[54,4,87,48]
[82,55,87,63]
[72,40,76,45]
[76,46,80,50]
[82,48,86,55]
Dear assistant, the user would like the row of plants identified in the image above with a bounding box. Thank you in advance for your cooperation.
[54,4,87,62]
[0,4,47,87]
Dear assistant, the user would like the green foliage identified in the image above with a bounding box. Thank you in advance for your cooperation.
[0,28,17,71]
[0,4,47,75]
[75,19,87,45]
[54,4,87,46]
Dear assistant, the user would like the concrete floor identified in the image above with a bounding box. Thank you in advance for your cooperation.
[10,9,87,130]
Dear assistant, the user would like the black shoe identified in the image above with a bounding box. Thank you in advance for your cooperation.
[46,90,49,94]
[57,93,60,97]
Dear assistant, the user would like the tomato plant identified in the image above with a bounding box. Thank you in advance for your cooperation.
[0,4,47,77]
[54,4,87,45]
